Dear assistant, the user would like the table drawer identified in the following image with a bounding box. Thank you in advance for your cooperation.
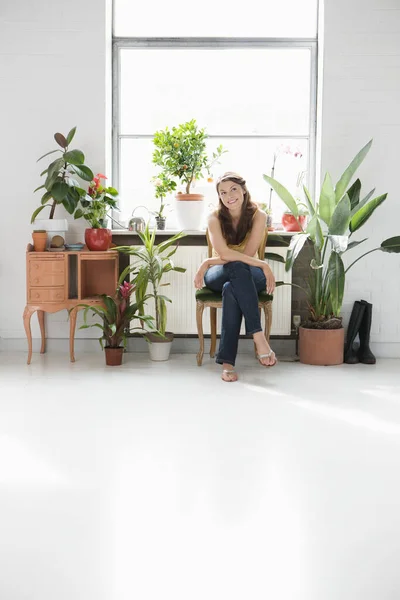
[29,288,65,303]
[29,260,65,286]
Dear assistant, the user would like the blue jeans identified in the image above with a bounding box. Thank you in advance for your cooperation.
[204,262,266,367]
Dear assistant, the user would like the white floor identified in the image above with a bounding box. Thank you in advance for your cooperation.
[1,351,400,600]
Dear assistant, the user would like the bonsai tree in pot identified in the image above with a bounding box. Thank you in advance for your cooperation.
[264,139,400,365]
[74,173,119,251]
[74,281,154,366]
[31,127,93,242]
[116,224,187,361]
[152,119,226,230]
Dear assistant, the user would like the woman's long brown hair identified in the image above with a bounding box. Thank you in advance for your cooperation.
[216,172,257,245]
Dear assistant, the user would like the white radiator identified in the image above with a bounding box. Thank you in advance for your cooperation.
[131,246,291,335]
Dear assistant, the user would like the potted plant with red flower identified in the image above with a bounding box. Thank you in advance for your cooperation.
[74,281,154,365]
[74,173,119,251]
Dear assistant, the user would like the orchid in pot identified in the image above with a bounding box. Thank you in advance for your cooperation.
[151,173,176,230]
[265,144,303,228]
[264,139,400,365]
[73,281,154,365]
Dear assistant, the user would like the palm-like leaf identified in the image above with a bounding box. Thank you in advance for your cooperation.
[335,139,372,203]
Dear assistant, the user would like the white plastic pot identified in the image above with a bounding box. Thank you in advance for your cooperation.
[174,194,204,231]
[146,332,173,361]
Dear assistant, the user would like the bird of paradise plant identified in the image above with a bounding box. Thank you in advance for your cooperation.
[264,140,400,328]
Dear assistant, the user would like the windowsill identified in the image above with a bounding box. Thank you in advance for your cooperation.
[112,228,297,236]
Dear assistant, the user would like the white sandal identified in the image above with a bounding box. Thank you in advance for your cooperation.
[222,369,238,382]
[257,350,277,367]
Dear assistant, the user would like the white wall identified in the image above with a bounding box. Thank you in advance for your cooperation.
[1,0,400,355]
[320,0,400,356]
[0,0,111,345]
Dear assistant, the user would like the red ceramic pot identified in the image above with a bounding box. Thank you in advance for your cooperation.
[282,214,307,232]
[85,228,112,251]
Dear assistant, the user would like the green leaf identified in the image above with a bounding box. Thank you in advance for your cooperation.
[263,174,298,216]
[306,214,324,249]
[335,139,373,203]
[30,204,49,224]
[33,185,46,193]
[264,252,285,263]
[326,252,345,316]
[54,133,68,149]
[74,208,84,220]
[63,194,78,214]
[303,185,315,217]
[37,149,62,162]
[349,188,376,217]
[66,126,77,145]
[345,238,367,252]
[44,158,64,189]
[329,193,351,235]
[286,233,309,272]
[51,181,69,202]
[64,149,85,165]
[171,266,186,273]
[346,178,361,210]
[318,172,336,225]
[71,164,94,181]
[349,194,387,233]
[380,236,400,253]
[41,191,52,205]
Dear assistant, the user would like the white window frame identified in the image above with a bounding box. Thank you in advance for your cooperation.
[112,37,318,226]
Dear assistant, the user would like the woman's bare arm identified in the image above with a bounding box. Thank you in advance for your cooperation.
[242,210,267,257]
[207,213,267,269]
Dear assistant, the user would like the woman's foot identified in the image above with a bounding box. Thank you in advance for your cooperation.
[221,363,238,382]
[253,332,277,367]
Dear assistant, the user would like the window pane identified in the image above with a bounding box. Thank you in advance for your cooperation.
[120,48,311,136]
[119,137,309,228]
[114,0,318,38]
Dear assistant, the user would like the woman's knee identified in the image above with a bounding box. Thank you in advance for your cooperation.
[228,261,251,273]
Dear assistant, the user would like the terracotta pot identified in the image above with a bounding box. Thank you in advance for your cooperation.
[282,214,307,232]
[105,346,124,366]
[299,326,344,365]
[85,228,112,251]
[32,231,48,252]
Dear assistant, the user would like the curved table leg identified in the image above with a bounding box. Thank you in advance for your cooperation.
[69,307,78,363]
[37,310,46,354]
[196,301,205,366]
[23,306,35,365]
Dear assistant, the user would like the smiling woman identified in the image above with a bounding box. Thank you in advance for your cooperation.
[194,172,277,382]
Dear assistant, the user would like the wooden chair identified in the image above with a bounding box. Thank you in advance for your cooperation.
[195,229,273,366]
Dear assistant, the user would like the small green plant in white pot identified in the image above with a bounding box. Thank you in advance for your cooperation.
[116,224,186,361]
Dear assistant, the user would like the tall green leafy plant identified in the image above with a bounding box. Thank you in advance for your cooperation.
[116,225,186,336]
[31,127,94,223]
[264,140,400,328]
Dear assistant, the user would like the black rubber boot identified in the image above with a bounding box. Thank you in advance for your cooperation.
[358,300,376,364]
[344,301,365,364]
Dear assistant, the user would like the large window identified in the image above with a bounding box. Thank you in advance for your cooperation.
[113,3,318,228]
